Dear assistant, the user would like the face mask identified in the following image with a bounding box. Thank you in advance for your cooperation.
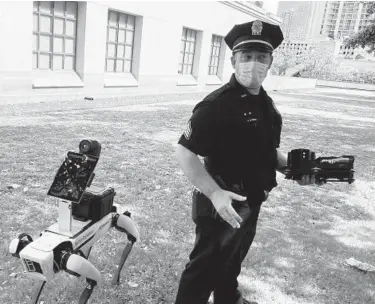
[236,61,269,89]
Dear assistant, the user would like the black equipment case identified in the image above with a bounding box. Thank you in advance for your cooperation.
[72,186,116,222]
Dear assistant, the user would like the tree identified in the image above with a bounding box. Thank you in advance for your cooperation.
[299,48,340,79]
[270,47,297,76]
[270,46,340,78]
[344,2,375,54]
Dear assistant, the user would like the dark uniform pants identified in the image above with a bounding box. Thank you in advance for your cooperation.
[174,189,264,304]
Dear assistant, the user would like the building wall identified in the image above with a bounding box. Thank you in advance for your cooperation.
[306,2,326,39]
[278,1,309,40]
[279,11,293,39]
[0,1,34,93]
[277,1,326,41]
[278,40,312,56]
[0,1,281,97]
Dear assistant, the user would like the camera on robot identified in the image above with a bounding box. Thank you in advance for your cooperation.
[9,139,140,304]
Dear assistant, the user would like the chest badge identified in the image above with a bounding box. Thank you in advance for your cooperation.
[243,111,259,125]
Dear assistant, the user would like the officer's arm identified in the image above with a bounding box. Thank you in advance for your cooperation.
[276,149,287,173]
[175,144,220,200]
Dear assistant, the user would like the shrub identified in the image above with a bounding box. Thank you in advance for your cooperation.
[314,68,375,84]
[270,46,375,84]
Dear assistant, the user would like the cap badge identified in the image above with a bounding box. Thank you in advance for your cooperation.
[251,20,263,36]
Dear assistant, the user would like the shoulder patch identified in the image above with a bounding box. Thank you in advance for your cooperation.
[183,120,193,140]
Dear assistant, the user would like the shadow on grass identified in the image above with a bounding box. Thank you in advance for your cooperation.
[237,180,375,304]
[235,96,375,303]
[0,118,195,304]
[1,91,375,304]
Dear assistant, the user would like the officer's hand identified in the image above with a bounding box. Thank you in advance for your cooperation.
[296,174,324,186]
[209,189,246,229]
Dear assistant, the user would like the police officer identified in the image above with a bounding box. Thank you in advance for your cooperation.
[174,20,317,304]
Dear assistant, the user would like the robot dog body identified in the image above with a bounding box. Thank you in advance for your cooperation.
[14,209,113,282]
[9,140,139,304]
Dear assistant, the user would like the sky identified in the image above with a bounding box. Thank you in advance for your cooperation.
[262,1,280,15]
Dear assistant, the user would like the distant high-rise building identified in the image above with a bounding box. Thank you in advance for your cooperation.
[277,1,374,41]
[279,10,293,38]
[244,1,279,15]
[277,1,375,60]
[321,1,374,39]
[278,2,313,40]
[277,1,326,40]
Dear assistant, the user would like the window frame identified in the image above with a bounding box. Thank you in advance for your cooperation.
[208,34,222,76]
[179,27,197,75]
[105,10,136,73]
[32,1,78,71]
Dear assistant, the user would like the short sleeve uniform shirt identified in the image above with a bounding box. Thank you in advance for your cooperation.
[178,74,282,192]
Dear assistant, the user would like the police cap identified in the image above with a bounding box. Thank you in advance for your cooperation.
[224,20,284,53]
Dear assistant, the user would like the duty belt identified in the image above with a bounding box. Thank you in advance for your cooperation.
[213,175,248,196]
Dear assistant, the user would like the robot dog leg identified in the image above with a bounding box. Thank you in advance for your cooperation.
[9,231,103,304]
[112,211,140,285]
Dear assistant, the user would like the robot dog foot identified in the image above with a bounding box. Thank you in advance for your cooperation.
[79,279,97,304]
[111,242,134,286]
[64,253,102,303]
[31,281,46,304]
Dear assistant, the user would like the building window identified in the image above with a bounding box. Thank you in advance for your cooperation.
[208,35,222,75]
[105,10,135,73]
[179,28,197,75]
[33,1,78,70]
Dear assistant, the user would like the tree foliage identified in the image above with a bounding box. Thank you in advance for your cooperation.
[270,45,375,84]
[270,47,298,76]
[344,2,375,54]
[270,46,339,78]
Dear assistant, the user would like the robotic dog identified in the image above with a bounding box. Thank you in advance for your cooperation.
[9,140,140,304]
[282,149,355,183]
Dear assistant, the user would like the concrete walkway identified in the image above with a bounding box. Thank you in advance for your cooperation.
[0,78,373,106]
[317,79,375,92]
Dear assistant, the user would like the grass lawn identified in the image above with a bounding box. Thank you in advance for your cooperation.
[0,89,374,304]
